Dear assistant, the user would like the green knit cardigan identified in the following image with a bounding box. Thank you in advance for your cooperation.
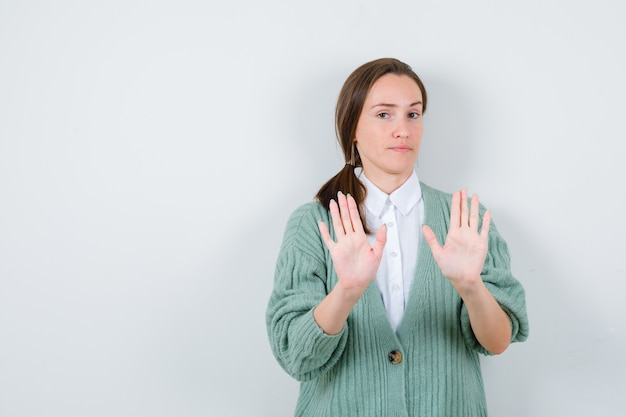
[266,183,529,417]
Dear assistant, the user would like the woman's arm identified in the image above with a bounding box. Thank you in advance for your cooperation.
[266,195,386,380]
[314,192,387,335]
[422,188,512,354]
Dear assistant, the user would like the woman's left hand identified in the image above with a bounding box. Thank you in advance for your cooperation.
[422,188,491,292]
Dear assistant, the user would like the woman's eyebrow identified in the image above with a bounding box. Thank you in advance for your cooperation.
[371,101,423,109]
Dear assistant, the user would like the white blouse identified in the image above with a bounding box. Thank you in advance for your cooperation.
[361,171,424,331]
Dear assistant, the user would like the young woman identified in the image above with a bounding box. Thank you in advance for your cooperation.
[266,57,529,417]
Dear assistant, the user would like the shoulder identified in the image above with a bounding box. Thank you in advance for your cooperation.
[279,201,330,258]
[420,182,491,214]
[285,201,330,232]
[420,181,496,233]
[420,182,454,210]
[420,182,452,200]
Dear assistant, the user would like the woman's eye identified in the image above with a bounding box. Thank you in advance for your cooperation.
[409,112,421,119]
[377,112,390,119]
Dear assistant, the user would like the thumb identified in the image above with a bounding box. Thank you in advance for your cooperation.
[422,224,442,257]
[372,224,387,257]
[318,221,335,250]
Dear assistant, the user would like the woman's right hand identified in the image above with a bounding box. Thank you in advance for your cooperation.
[318,192,387,300]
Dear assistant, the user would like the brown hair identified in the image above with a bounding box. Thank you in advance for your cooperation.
[315,57,428,233]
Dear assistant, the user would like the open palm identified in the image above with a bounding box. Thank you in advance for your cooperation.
[318,192,387,295]
[422,189,491,289]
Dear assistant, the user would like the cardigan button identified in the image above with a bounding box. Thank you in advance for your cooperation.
[388,350,402,364]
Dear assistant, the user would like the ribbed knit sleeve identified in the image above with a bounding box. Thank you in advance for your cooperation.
[266,202,349,381]
[267,185,529,416]
[419,184,529,356]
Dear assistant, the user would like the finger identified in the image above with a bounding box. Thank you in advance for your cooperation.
[336,191,354,233]
[460,188,469,227]
[318,221,336,250]
[449,191,461,228]
[328,199,345,236]
[469,194,480,231]
[480,210,491,239]
[346,193,365,234]
[422,224,442,258]
[372,224,387,258]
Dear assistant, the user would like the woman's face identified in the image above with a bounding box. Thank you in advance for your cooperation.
[354,73,424,192]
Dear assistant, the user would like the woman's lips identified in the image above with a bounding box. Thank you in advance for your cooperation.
[390,145,411,152]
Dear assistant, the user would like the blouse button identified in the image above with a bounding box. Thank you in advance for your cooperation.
[388,350,403,364]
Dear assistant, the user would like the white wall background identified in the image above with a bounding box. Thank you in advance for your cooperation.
[1,1,624,416]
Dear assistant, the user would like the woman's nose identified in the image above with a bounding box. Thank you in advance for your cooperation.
[393,121,409,138]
